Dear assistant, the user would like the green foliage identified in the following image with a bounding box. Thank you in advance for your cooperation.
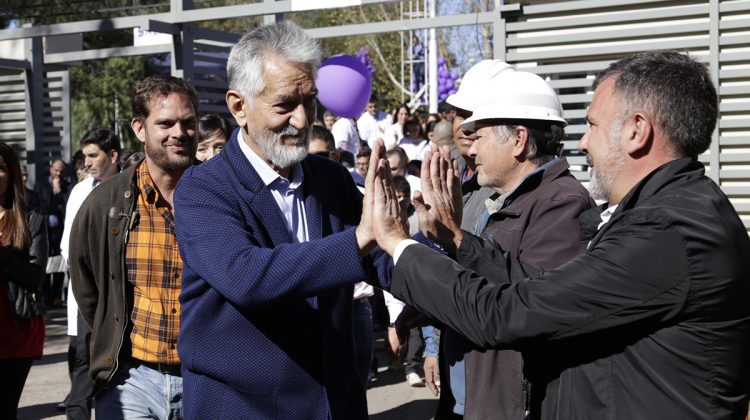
[70,56,145,150]
[4,1,459,148]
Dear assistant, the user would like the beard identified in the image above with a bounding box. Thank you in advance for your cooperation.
[144,134,195,174]
[588,120,625,202]
[255,124,310,169]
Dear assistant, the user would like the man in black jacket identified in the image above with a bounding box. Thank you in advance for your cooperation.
[370,50,750,419]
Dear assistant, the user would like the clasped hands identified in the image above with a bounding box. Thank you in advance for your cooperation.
[356,139,464,258]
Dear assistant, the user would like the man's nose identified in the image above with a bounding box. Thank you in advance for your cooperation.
[290,104,310,130]
[578,130,590,154]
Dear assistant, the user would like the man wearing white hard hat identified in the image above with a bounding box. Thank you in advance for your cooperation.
[375,51,750,419]
[418,59,512,418]
[399,64,594,419]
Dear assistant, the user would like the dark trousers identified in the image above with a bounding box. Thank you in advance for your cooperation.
[404,327,424,375]
[66,314,93,420]
[0,357,34,420]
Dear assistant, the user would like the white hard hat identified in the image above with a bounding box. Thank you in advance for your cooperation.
[461,70,567,131]
[445,60,515,111]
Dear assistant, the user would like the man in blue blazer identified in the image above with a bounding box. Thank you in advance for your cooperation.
[173,22,389,419]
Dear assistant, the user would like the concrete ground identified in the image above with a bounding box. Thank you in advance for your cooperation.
[16,308,437,419]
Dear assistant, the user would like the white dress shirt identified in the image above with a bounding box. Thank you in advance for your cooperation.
[238,130,309,244]
[357,111,393,149]
[331,118,361,154]
[61,176,99,336]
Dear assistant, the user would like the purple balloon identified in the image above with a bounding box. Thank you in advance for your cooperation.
[445,80,455,90]
[316,54,372,118]
[438,56,445,65]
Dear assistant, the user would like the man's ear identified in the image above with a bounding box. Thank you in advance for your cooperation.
[512,126,529,159]
[110,149,119,165]
[625,113,654,157]
[226,90,247,127]
[131,117,146,144]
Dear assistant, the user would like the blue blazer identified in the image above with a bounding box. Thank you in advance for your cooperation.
[174,130,389,419]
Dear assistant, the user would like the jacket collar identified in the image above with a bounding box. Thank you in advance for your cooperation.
[223,128,267,194]
[588,157,704,248]
[617,157,704,212]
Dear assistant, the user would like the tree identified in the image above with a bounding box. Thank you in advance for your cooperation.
[70,56,145,149]
[289,2,455,116]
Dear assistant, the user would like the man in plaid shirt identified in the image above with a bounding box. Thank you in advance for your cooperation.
[70,75,198,419]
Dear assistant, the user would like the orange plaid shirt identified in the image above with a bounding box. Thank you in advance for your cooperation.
[126,162,182,364]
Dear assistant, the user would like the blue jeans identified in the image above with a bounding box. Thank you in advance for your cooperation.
[352,298,373,387]
[95,363,183,419]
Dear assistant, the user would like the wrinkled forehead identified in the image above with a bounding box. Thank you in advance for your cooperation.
[258,57,315,98]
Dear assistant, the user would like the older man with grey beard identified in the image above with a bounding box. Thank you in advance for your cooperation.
[173,21,391,419]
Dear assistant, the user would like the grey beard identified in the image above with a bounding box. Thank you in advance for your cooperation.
[588,168,612,202]
[588,118,626,202]
[257,125,310,169]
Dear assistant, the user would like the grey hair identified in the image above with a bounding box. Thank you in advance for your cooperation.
[593,50,717,159]
[491,123,564,165]
[227,21,322,100]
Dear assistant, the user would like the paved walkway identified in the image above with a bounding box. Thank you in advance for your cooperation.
[17,308,437,419]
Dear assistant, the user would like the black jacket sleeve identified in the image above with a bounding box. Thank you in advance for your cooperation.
[391,216,690,349]
[0,209,47,291]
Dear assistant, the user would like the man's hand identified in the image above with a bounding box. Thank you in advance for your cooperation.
[423,356,441,397]
[413,146,464,255]
[388,326,405,357]
[371,155,411,256]
[356,139,387,255]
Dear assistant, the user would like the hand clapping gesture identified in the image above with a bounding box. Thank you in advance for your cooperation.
[412,145,463,256]
[367,141,464,257]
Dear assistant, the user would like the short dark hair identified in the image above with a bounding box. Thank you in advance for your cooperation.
[132,75,199,122]
[311,125,335,152]
[356,150,370,160]
[80,128,122,155]
[198,113,233,142]
[339,150,355,168]
[593,50,718,159]
[404,117,422,134]
[120,149,144,169]
[393,175,410,196]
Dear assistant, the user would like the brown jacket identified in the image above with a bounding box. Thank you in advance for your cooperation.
[463,157,594,419]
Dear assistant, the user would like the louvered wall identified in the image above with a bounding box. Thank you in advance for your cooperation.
[496,0,750,228]
[0,69,70,165]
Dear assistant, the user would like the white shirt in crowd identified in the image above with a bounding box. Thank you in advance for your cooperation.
[396,137,430,162]
[61,176,98,336]
[383,123,403,150]
[357,111,393,149]
[331,117,361,154]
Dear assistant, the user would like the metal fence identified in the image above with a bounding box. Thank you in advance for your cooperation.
[0,0,748,226]
[495,0,750,228]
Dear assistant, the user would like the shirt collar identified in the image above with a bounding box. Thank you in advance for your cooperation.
[237,129,304,188]
[597,204,619,231]
[136,161,160,204]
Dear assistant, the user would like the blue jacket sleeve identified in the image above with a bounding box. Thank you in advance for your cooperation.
[174,168,379,309]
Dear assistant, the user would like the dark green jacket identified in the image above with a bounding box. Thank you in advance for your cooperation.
[70,164,139,394]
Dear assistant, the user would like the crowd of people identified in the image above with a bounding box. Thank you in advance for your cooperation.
[0,19,748,420]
